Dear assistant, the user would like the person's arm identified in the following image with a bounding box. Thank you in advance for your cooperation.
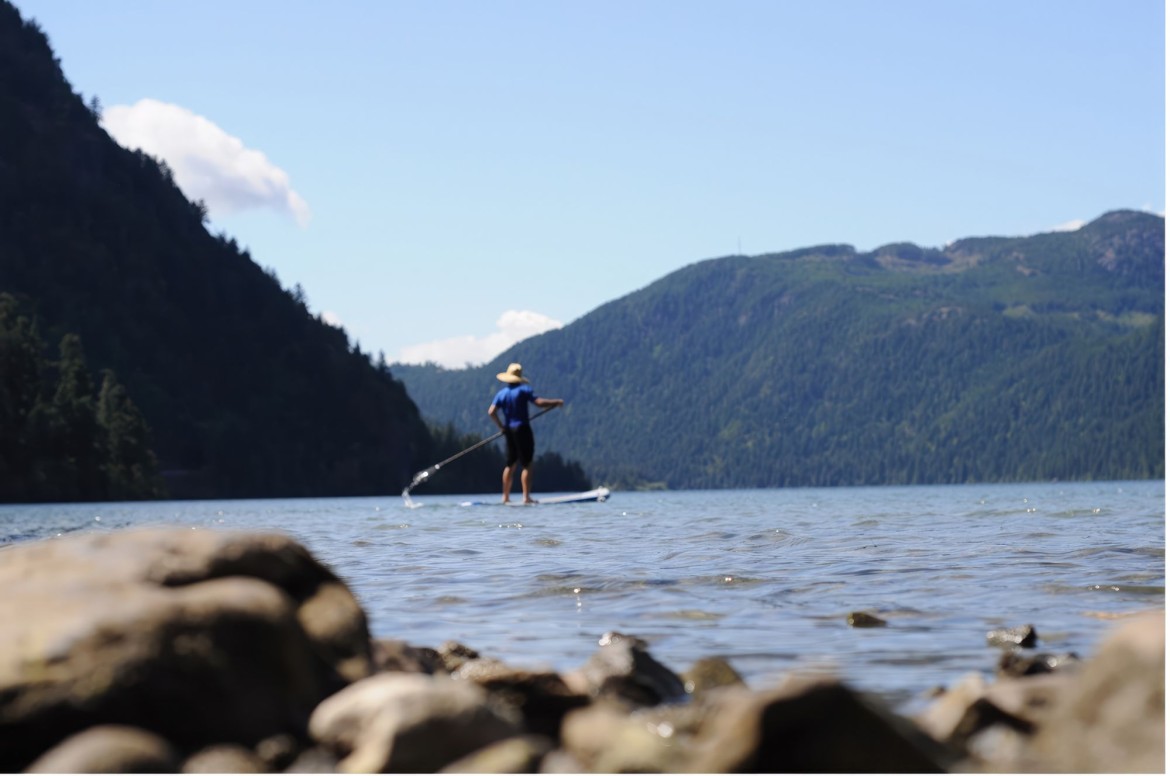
[488,403,505,430]
[534,397,564,408]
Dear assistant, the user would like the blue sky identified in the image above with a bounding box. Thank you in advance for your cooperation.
[13,0,1166,368]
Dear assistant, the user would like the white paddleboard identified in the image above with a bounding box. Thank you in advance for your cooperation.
[460,487,610,507]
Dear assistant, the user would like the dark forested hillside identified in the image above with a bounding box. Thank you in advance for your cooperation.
[0,2,442,499]
[394,210,1165,489]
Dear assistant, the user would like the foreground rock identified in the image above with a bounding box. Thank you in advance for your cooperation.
[918,610,1164,772]
[24,725,179,773]
[310,672,523,772]
[689,677,956,772]
[1016,610,1163,772]
[0,528,372,771]
[2,527,1162,773]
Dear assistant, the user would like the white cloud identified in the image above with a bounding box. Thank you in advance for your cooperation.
[396,310,564,368]
[101,98,310,227]
[1049,218,1086,232]
[321,311,344,328]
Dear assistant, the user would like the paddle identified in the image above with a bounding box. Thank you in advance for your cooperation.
[402,405,558,497]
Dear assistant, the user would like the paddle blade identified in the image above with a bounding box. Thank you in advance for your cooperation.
[408,464,441,491]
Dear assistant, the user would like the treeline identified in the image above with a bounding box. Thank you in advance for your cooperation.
[394,211,1164,490]
[0,294,163,501]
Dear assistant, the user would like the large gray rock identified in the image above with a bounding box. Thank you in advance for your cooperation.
[181,743,267,773]
[576,632,687,707]
[918,611,1165,773]
[559,701,686,773]
[916,670,1066,750]
[453,658,590,740]
[681,656,745,698]
[24,724,179,773]
[686,676,955,773]
[309,672,523,772]
[1025,610,1164,773]
[372,638,445,675]
[0,527,373,770]
[438,734,554,773]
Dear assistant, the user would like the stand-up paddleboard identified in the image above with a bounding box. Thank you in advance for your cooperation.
[460,487,610,507]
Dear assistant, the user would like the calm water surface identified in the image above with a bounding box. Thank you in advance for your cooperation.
[1,481,1163,711]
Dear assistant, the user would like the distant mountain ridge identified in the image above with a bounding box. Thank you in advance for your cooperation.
[394,210,1164,489]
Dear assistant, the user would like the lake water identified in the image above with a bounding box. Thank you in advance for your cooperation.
[1,480,1163,713]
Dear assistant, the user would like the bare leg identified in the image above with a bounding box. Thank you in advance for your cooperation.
[521,465,535,504]
[501,465,514,503]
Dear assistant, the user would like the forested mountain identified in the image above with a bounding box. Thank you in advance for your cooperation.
[394,210,1164,489]
[0,2,594,500]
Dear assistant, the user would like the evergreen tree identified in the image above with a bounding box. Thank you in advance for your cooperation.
[0,294,45,500]
[38,334,102,499]
[97,369,165,499]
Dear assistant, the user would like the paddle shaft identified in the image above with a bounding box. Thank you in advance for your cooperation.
[407,405,557,490]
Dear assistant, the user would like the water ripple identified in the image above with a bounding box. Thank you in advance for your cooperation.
[0,480,1161,714]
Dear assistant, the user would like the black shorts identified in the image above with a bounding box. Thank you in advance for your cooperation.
[503,424,535,467]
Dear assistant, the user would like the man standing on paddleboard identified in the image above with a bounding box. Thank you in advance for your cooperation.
[488,363,564,504]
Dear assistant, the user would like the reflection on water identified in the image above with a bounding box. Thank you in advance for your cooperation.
[1,480,1162,711]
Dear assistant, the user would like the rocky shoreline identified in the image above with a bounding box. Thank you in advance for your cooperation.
[0,527,1162,773]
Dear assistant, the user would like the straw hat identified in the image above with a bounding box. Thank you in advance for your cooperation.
[496,363,529,384]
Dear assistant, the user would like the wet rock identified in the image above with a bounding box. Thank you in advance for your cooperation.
[254,732,301,771]
[283,746,340,773]
[847,611,888,628]
[182,743,266,772]
[0,528,371,771]
[579,633,687,706]
[946,696,1035,749]
[688,676,956,773]
[986,624,1038,649]
[560,701,685,773]
[978,674,1071,735]
[539,748,588,773]
[24,725,179,773]
[915,672,988,743]
[453,659,590,739]
[439,734,554,773]
[295,579,373,683]
[1024,610,1164,773]
[917,670,1068,759]
[998,649,1080,677]
[962,721,1034,770]
[372,638,445,675]
[682,656,745,697]
[438,641,481,672]
[920,613,1165,772]
[598,630,648,649]
[309,671,522,772]
[981,672,1069,730]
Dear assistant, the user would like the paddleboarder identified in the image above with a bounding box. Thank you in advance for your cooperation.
[488,363,564,504]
